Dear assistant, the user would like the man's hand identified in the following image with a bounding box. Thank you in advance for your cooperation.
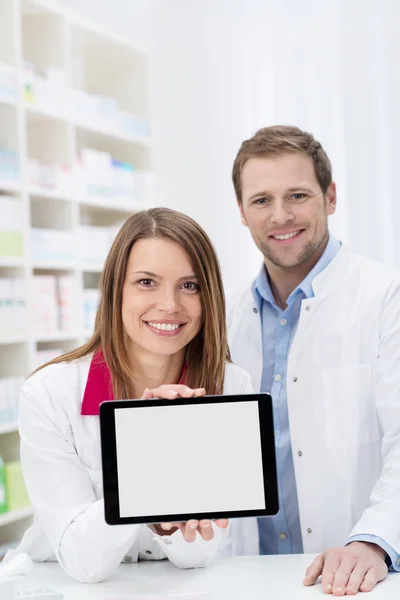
[303,542,388,595]
[153,519,229,542]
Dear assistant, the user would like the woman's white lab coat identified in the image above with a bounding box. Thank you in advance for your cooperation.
[226,245,400,558]
[10,358,253,583]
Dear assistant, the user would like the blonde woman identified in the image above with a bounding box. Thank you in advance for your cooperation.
[9,208,252,583]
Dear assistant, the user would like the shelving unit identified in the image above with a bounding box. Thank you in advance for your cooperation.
[0,0,152,555]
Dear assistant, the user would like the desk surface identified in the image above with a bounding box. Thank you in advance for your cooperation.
[9,555,400,599]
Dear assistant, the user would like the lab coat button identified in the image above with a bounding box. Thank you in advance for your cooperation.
[293,376,298,382]
[305,305,311,311]
[307,528,312,534]
[253,307,258,313]
[145,550,152,555]
[298,450,303,457]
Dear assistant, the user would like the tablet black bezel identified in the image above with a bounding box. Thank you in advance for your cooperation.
[100,393,278,525]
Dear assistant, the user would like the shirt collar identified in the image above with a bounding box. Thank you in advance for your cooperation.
[81,351,187,416]
[253,234,342,309]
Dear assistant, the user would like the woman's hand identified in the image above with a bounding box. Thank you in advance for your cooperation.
[153,519,229,542]
[141,384,206,400]
[143,385,226,542]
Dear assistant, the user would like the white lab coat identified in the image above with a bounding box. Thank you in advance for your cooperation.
[226,245,400,558]
[10,358,253,583]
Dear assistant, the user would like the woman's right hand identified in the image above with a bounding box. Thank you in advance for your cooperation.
[141,384,206,400]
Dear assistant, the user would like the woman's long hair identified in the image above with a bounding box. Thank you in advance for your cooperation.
[33,208,231,397]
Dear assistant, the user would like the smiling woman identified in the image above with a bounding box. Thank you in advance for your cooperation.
[10,207,254,583]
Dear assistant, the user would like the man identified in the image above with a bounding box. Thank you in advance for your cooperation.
[227,125,400,595]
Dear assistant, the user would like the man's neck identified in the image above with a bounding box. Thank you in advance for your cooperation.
[127,345,185,398]
[266,236,329,310]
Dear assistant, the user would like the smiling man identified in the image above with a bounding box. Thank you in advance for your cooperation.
[226,125,400,595]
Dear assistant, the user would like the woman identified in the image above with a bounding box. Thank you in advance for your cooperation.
[10,208,253,583]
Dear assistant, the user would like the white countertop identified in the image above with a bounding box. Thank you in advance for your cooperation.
[5,555,400,599]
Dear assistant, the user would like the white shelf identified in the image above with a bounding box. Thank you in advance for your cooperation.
[0,0,151,549]
[81,263,104,273]
[0,257,25,268]
[29,186,73,202]
[0,94,18,107]
[74,120,151,147]
[24,101,68,124]
[0,422,18,435]
[31,261,76,271]
[78,195,144,213]
[34,332,79,343]
[0,334,27,345]
[0,506,34,527]
[0,181,22,193]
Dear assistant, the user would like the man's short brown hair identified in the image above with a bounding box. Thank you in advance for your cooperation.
[232,125,332,203]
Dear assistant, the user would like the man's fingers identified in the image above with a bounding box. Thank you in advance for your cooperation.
[331,556,357,596]
[360,565,388,593]
[304,554,325,586]
[345,563,370,595]
[321,552,343,594]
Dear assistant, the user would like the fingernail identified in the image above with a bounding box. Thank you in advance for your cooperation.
[170,391,178,397]
[162,523,172,530]
[324,584,332,592]
[333,587,342,594]
[202,520,211,528]
[190,521,198,529]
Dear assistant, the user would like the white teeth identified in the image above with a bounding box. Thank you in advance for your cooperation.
[148,322,181,331]
[273,230,300,240]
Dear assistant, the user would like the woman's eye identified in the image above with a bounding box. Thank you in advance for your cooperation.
[182,282,200,292]
[138,279,154,287]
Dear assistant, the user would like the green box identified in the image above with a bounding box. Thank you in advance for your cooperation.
[0,231,24,257]
[4,461,31,512]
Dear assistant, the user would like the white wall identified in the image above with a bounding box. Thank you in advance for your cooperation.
[150,0,400,292]
[150,0,261,295]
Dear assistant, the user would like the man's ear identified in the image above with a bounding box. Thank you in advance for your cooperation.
[325,182,337,215]
[238,201,249,226]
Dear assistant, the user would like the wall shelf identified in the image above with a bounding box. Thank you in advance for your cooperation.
[0,0,152,551]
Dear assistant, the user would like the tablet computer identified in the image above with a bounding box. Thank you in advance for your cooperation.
[100,393,278,525]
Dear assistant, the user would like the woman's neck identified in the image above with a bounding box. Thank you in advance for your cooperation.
[128,348,185,398]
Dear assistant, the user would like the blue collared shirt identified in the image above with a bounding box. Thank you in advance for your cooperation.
[254,235,399,569]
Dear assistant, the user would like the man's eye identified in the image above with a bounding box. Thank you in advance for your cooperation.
[254,197,268,205]
[291,193,307,200]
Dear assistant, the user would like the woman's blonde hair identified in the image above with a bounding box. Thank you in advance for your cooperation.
[34,208,231,397]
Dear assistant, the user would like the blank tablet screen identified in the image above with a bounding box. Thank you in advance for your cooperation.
[100,393,278,524]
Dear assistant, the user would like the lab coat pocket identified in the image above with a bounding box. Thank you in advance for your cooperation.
[322,362,380,448]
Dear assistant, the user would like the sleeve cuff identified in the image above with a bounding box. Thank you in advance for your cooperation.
[347,534,400,571]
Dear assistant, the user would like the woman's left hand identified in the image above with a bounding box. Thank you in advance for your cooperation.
[144,385,224,542]
[141,384,206,400]
[153,519,229,542]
